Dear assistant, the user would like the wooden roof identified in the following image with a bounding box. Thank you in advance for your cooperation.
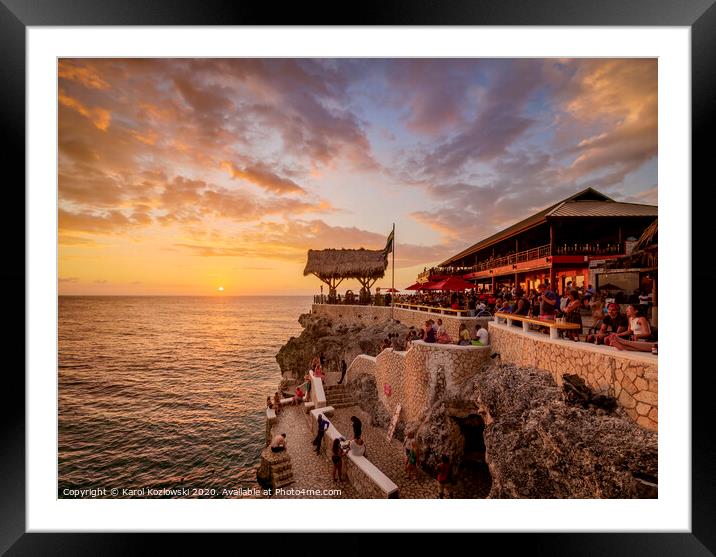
[440,187,657,266]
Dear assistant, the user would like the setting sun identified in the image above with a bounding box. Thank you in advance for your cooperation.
[217,286,224,292]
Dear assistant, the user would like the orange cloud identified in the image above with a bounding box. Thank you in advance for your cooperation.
[58,60,109,89]
[59,92,111,131]
[220,161,306,195]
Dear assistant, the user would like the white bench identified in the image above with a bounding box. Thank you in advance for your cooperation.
[309,406,335,423]
[308,408,399,498]
[348,454,399,498]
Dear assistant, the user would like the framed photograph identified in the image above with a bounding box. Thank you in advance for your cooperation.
[6,0,711,552]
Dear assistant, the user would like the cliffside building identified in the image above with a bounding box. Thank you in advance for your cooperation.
[428,187,658,295]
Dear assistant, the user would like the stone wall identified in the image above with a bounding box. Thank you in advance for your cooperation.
[347,342,492,423]
[311,304,492,341]
[489,322,658,431]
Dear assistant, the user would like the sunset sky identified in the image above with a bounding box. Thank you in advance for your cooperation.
[58,58,657,295]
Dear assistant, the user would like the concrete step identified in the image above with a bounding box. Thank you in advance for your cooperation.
[326,396,356,404]
[329,401,358,409]
[324,385,347,392]
[274,478,295,488]
[273,470,294,482]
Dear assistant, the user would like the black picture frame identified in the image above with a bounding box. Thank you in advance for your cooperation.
[3,0,711,553]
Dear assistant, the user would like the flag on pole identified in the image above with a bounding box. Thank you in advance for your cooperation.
[384,228,394,254]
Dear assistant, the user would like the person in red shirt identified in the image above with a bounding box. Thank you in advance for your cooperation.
[437,455,452,498]
[292,386,305,405]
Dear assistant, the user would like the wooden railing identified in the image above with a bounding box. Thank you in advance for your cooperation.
[433,242,625,276]
[493,311,580,339]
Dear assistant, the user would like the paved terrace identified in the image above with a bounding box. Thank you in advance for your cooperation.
[270,404,439,498]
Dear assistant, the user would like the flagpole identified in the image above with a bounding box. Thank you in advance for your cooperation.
[391,222,395,320]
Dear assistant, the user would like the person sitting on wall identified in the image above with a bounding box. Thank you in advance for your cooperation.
[270,433,287,453]
[587,303,628,345]
[349,435,366,457]
[607,305,656,351]
[292,386,305,406]
[457,323,472,345]
[423,320,436,343]
[473,323,489,346]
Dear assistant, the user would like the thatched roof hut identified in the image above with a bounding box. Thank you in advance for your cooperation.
[605,218,657,271]
[303,248,388,280]
[634,218,657,252]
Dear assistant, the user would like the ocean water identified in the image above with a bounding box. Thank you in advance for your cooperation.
[58,296,311,498]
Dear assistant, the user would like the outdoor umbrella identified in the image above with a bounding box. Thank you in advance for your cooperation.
[405,282,428,290]
[430,276,476,291]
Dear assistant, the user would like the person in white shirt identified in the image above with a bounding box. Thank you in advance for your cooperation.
[475,324,489,345]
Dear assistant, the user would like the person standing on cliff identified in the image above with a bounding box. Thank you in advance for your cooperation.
[337,359,347,384]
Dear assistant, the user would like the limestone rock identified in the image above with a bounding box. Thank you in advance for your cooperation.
[475,363,658,499]
[276,312,411,379]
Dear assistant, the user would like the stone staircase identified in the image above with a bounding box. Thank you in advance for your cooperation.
[324,384,357,409]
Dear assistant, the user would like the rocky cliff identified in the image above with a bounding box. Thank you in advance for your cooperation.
[275,312,658,498]
[276,312,412,380]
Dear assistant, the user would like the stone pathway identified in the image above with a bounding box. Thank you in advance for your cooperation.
[271,405,358,499]
[328,407,440,499]
[272,402,441,498]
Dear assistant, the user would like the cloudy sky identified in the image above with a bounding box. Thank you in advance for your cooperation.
[58,58,657,295]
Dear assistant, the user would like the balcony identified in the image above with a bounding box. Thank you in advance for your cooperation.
[434,242,625,277]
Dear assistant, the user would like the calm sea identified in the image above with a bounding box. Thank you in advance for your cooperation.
[58,296,311,498]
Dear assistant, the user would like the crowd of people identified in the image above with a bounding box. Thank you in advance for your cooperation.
[380,320,490,349]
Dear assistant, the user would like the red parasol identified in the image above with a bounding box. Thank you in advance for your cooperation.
[429,276,476,291]
[405,282,427,290]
